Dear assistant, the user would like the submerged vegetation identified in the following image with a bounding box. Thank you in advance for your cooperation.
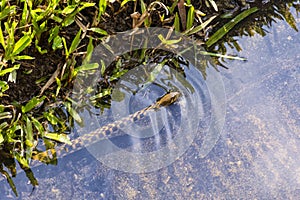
[0,0,299,196]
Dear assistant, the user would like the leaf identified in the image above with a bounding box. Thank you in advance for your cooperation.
[0,111,12,120]
[0,64,20,76]
[35,39,47,54]
[174,12,180,32]
[109,69,128,81]
[0,25,5,49]
[75,63,99,73]
[83,38,94,64]
[140,0,149,26]
[62,37,69,57]
[50,15,63,23]
[31,117,45,136]
[168,0,178,14]
[0,133,4,143]
[121,0,135,7]
[78,2,95,11]
[208,0,218,12]
[14,55,35,60]
[24,115,33,142]
[21,96,46,113]
[55,77,61,96]
[158,34,182,45]
[15,153,29,168]
[0,81,9,93]
[90,88,112,100]
[186,5,194,30]
[0,122,9,130]
[52,35,63,50]
[20,2,28,26]
[0,5,16,21]
[12,34,32,56]
[185,15,217,35]
[88,27,108,35]
[62,12,76,27]
[206,7,259,47]
[69,29,82,54]
[283,6,298,31]
[44,133,72,145]
[98,0,107,18]
[43,111,60,125]
[200,51,247,60]
[48,26,60,43]
[62,5,76,15]
[63,101,82,124]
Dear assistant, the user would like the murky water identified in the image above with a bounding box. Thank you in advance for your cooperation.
[1,9,299,200]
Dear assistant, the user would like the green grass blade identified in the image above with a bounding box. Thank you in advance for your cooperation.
[44,132,72,145]
[174,12,180,32]
[88,27,108,35]
[186,5,195,30]
[69,29,81,54]
[14,55,35,60]
[63,101,82,124]
[0,133,3,143]
[206,7,258,47]
[0,25,5,49]
[12,34,32,56]
[43,111,60,125]
[31,117,45,136]
[185,15,216,35]
[62,37,69,58]
[121,0,135,7]
[83,37,94,64]
[200,51,247,61]
[21,96,46,113]
[98,0,107,20]
[0,64,20,76]
[0,5,16,21]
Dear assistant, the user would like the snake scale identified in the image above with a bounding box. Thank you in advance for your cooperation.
[32,92,181,163]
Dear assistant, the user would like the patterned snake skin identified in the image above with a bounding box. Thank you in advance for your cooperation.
[32,92,181,163]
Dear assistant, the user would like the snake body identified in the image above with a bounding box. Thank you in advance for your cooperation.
[33,92,180,163]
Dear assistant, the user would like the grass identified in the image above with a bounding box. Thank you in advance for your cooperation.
[0,0,298,197]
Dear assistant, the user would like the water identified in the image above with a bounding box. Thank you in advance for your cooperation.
[1,7,299,200]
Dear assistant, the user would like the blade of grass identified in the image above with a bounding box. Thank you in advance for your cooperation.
[208,0,218,12]
[83,38,94,64]
[200,51,247,61]
[174,12,180,32]
[63,101,82,124]
[98,0,107,20]
[121,0,136,7]
[21,96,46,113]
[88,27,108,35]
[0,25,5,49]
[206,7,258,47]
[186,5,194,30]
[0,64,20,76]
[44,133,72,145]
[0,5,16,21]
[12,34,32,56]
[185,15,216,35]
[69,29,82,54]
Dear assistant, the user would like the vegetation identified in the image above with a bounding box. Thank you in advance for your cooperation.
[0,0,298,196]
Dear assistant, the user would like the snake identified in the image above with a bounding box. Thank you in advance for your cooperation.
[32,92,181,163]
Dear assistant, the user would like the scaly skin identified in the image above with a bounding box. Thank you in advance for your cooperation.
[32,92,180,163]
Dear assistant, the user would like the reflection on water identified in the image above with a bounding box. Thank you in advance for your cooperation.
[77,33,223,173]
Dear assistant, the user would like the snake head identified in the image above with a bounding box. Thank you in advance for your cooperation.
[156,91,181,107]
